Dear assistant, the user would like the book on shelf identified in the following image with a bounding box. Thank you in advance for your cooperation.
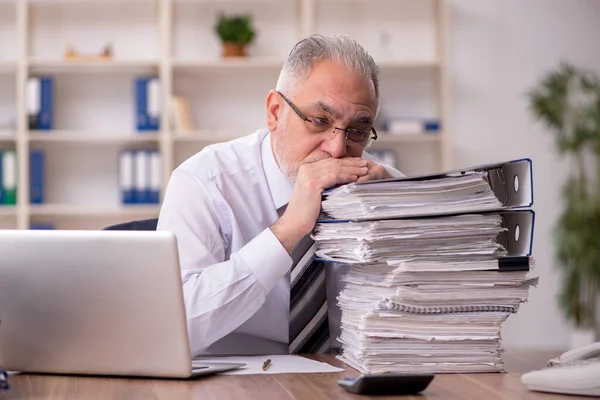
[312,158,538,374]
[118,149,161,205]
[169,95,195,133]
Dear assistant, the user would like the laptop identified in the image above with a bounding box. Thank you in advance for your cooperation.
[0,229,245,378]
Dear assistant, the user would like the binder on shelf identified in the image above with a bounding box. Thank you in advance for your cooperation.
[135,77,161,131]
[382,118,441,135]
[133,150,149,204]
[148,150,161,204]
[118,150,134,204]
[29,149,45,204]
[0,151,3,204]
[30,222,54,230]
[27,77,53,131]
[2,150,16,205]
[320,158,533,221]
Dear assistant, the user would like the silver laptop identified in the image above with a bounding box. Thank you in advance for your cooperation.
[0,229,244,378]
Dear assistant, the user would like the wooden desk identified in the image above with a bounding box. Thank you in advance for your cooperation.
[2,350,577,399]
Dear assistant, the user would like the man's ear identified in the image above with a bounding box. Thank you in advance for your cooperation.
[266,90,282,132]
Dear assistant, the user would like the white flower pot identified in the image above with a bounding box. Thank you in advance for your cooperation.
[569,327,597,349]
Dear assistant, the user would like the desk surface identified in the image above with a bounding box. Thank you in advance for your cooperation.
[3,350,576,399]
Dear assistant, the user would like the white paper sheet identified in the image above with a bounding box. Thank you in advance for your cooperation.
[195,355,345,375]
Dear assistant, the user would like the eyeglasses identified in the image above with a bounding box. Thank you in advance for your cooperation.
[277,91,377,148]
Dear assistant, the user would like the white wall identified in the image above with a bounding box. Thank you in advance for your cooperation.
[448,0,600,349]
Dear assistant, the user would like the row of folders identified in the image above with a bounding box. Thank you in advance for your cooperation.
[0,149,44,205]
[28,76,161,131]
[118,150,162,205]
[0,149,162,206]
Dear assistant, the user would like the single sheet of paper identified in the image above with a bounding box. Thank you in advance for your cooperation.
[195,355,345,375]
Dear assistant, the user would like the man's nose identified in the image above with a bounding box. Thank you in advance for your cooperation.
[321,128,347,158]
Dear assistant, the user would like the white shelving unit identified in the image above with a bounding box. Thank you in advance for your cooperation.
[0,0,450,230]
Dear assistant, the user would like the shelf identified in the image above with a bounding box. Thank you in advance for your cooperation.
[376,133,442,143]
[0,206,17,217]
[28,59,159,74]
[376,59,439,69]
[174,0,295,3]
[29,204,160,218]
[28,131,161,144]
[28,0,155,4]
[173,58,285,71]
[0,131,16,141]
[173,130,248,142]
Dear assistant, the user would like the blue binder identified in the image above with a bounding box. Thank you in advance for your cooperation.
[38,77,53,130]
[135,77,159,131]
[0,150,3,205]
[29,150,45,204]
[118,150,135,204]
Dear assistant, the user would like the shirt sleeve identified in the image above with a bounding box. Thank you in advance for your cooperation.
[157,169,292,356]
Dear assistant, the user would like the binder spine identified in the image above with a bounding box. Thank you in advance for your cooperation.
[27,77,41,130]
[148,150,161,204]
[486,158,533,208]
[29,149,45,204]
[118,151,134,204]
[38,77,53,131]
[134,150,149,204]
[380,300,517,314]
[2,150,17,205]
[135,78,149,131]
[147,78,161,131]
[0,150,3,204]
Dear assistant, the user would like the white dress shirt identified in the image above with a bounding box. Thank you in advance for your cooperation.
[157,129,402,356]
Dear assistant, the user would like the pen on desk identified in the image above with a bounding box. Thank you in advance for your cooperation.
[262,359,271,371]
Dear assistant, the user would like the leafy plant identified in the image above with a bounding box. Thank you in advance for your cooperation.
[528,62,600,329]
[214,13,256,45]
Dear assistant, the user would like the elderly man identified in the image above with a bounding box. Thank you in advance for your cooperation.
[157,34,402,356]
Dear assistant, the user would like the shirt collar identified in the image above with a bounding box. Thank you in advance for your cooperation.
[261,131,294,210]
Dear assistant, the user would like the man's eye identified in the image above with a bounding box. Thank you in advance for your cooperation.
[346,129,369,141]
[311,117,329,126]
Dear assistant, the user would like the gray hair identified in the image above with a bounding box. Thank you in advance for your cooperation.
[276,34,380,100]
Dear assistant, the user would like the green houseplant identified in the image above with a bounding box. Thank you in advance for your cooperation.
[214,13,256,58]
[528,62,600,346]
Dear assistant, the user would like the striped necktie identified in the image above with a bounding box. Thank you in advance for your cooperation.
[278,205,330,354]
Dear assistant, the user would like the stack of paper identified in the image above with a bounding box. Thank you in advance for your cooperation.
[314,160,538,374]
[320,171,503,220]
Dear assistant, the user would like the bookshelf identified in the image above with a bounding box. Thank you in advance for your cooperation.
[0,0,451,230]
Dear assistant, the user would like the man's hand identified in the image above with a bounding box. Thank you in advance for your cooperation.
[355,160,393,182]
[271,157,368,253]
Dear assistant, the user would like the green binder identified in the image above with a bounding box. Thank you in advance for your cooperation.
[2,150,17,205]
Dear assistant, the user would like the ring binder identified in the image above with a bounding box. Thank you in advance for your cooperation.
[319,158,534,221]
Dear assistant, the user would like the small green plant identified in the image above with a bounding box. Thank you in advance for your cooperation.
[214,13,256,45]
[528,62,600,330]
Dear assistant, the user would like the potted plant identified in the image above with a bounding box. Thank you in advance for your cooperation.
[528,62,600,348]
[214,13,256,58]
